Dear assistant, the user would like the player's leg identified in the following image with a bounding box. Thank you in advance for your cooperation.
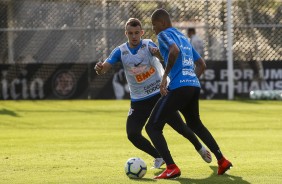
[159,87,211,163]
[126,102,160,159]
[145,94,182,179]
[180,87,222,159]
[180,87,232,174]
[166,111,201,150]
[166,104,212,163]
[145,95,176,165]
[126,95,165,168]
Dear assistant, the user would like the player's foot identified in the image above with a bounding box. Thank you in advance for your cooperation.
[154,164,181,179]
[217,157,232,175]
[152,158,165,169]
[198,146,212,163]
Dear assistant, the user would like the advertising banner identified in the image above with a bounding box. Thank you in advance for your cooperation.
[0,64,89,100]
[0,61,281,100]
[200,61,282,99]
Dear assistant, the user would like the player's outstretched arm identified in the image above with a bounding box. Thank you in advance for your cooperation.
[94,61,112,75]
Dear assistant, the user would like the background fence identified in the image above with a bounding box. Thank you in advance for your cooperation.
[0,0,281,100]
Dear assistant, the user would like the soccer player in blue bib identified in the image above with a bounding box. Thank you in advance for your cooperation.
[94,18,212,169]
[146,9,232,179]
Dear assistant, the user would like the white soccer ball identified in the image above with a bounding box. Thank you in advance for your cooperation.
[249,91,257,99]
[249,90,262,100]
[124,157,147,179]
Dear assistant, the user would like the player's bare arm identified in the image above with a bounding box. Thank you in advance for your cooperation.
[160,43,179,96]
[149,47,164,63]
[164,43,179,76]
[94,61,112,75]
[194,58,206,78]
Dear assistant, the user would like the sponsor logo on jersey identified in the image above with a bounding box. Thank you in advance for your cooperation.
[182,69,196,76]
[179,79,199,85]
[135,66,156,83]
[128,65,147,75]
[134,60,143,67]
[183,58,194,66]
[144,80,160,94]
[180,45,191,50]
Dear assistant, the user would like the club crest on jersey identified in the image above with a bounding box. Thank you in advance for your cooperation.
[122,51,129,55]
[140,44,146,49]
[135,66,156,83]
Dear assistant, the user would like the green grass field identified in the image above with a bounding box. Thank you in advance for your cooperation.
[1,100,282,184]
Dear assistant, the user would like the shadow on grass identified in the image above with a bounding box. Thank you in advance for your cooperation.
[129,178,157,182]
[0,108,20,117]
[151,166,250,184]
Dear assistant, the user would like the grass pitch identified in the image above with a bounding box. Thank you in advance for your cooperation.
[0,100,282,184]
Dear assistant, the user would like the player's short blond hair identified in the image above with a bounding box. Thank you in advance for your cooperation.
[125,18,142,30]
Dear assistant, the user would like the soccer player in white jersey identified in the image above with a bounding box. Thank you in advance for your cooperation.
[145,9,232,179]
[94,18,212,169]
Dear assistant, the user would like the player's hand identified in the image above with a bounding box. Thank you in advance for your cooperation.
[149,47,164,62]
[160,76,168,96]
[149,47,159,55]
[94,61,103,75]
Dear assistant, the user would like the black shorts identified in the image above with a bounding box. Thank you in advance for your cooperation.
[126,94,161,135]
[148,86,201,130]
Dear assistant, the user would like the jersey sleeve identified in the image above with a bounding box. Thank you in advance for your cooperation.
[148,40,159,56]
[148,41,158,48]
[192,47,201,62]
[158,31,175,48]
[105,47,121,65]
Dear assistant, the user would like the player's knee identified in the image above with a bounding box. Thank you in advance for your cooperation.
[127,132,140,143]
[145,123,157,137]
[189,121,205,132]
[145,122,162,137]
[145,123,152,135]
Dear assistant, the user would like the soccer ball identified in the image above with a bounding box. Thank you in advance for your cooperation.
[249,90,262,100]
[124,157,147,179]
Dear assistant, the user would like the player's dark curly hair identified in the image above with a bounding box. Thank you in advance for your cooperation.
[151,8,172,25]
[125,18,142,30]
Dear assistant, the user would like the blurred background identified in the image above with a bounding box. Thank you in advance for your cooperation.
[0,0,281,100]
